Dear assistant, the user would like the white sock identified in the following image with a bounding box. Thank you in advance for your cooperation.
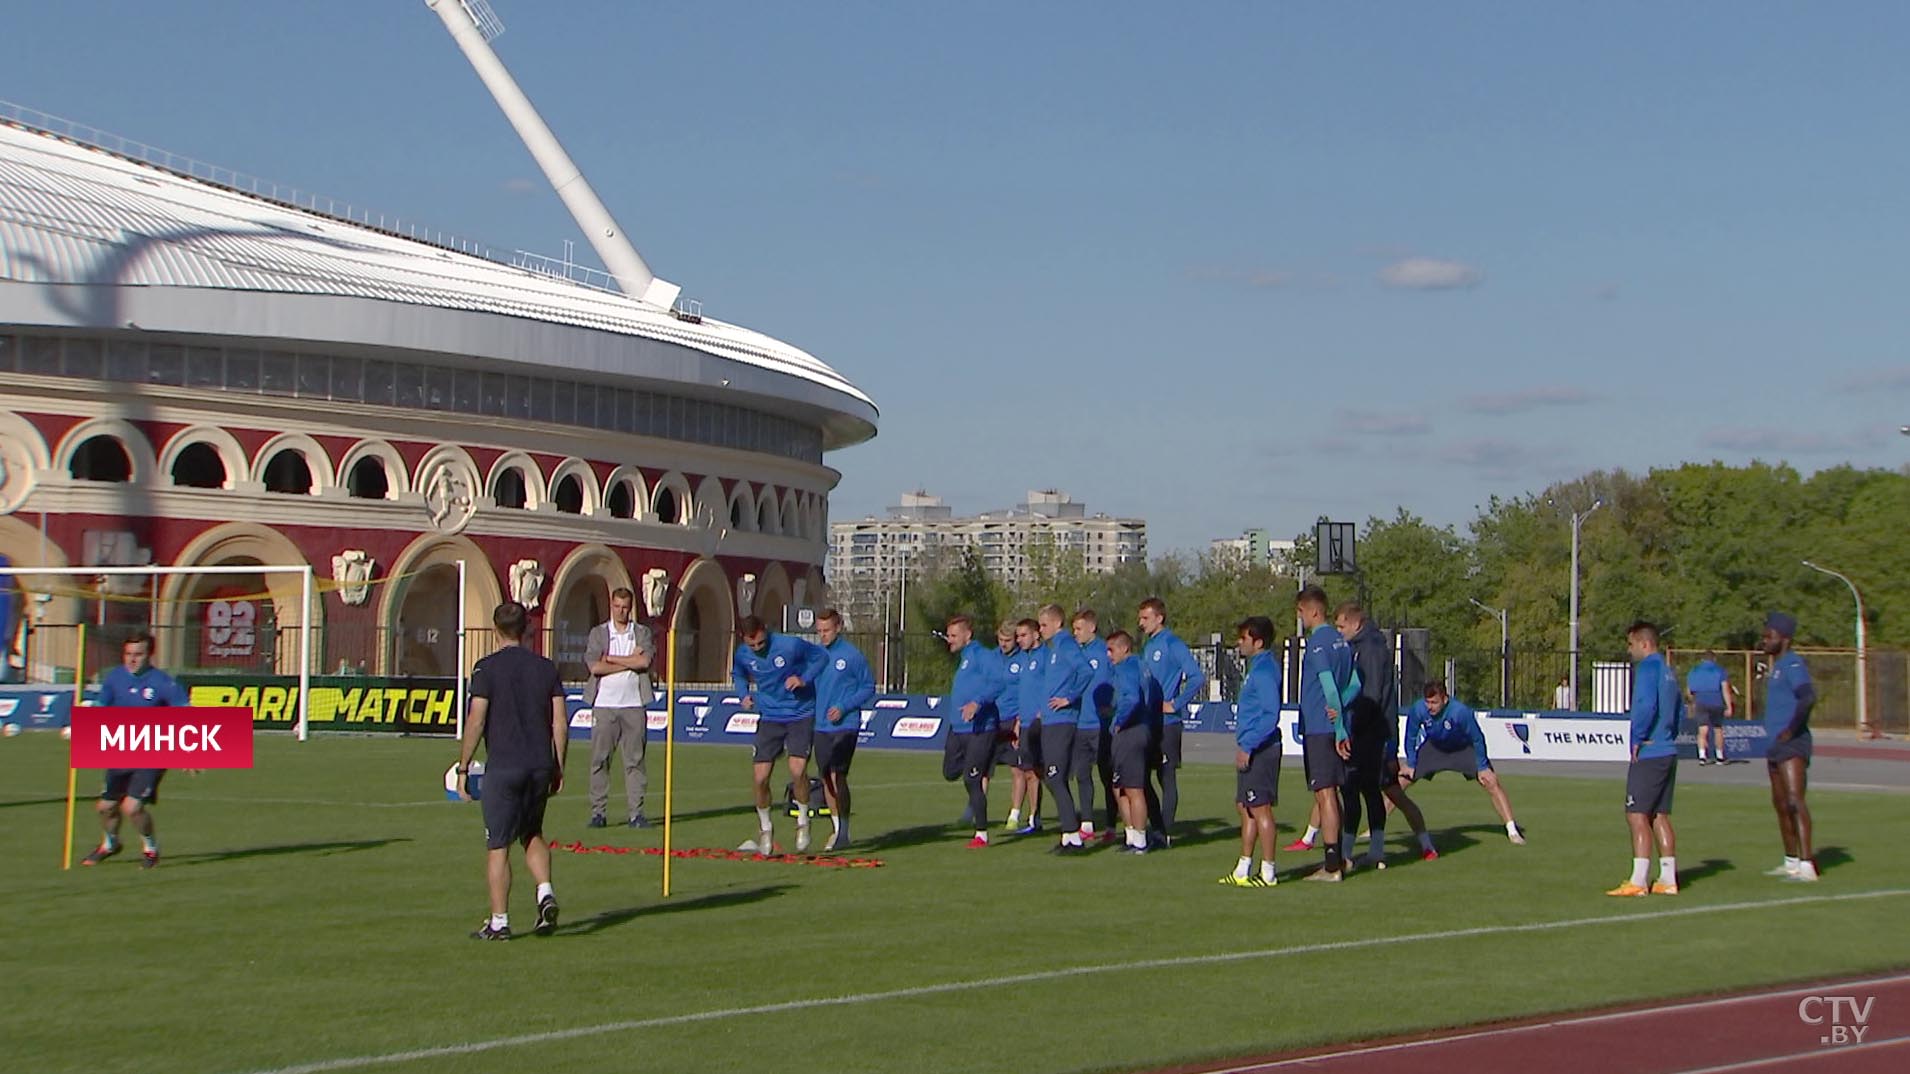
[1659,856,1677,884]
[755,806,771,829]
[140,834,158,854]
[796,802,810,827]
[535,882,554,901]
[1126,827,1145,848]
[1302,825,1320,844]
[972,830,987,843]
[490,913,509,931]
[1234,855,1252,879]
[1007,809,1021,825]
[1062,832,1083,847]
[1080,821,1095,837]
[832,814,843,835]
[1260,859,1277,884]
[1506,820,1520,837]
[1629,858,1649,887]
[1784,855,1801,873]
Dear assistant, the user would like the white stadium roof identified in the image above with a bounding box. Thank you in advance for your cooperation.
[0,117,877,448]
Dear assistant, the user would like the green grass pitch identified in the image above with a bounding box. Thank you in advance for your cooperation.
[3,734,1907,1074]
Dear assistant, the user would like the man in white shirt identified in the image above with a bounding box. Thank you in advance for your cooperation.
[584,586,655,828]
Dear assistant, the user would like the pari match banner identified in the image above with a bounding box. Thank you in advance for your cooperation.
[70,706,256,768]
[182,676,461,734]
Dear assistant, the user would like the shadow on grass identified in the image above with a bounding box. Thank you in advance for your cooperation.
[169,837,411,866]
[857,823,958,852]
[0,797,68,810]
[1678,858,1735,889]
[556,884,794,936]
[1157,818,1240,850]
[1817,845,1853,874]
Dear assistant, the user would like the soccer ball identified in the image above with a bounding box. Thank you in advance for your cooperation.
[1,722,19,738]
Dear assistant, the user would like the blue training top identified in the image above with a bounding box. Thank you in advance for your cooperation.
[1299,623,1357,740]
[1016,644,1047,726]
[1142,628,1206,725]
[996,644,1024,724]
[1039,634,1092,726]
[1686,660,1728,708]
[99,665,188,707]
[732,633,827,721]
[1628,652,1683,760]
[1235,650,1281,753]
[1076,636,1112,732]
[947,640,1003,734]
[1763,651,1816,740]
[1404,696,1489,768]
[813,636,875,732]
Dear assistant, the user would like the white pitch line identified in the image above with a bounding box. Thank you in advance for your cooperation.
[1194,971,1910,1071]
[227,887,1910,1074]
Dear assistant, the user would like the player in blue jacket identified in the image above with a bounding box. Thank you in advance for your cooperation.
[1220,616,1283,888]
[1610,620,1683,897]
[812,608,874,851]
[1105,631,1160,853]
[1138,597,1205,844]
[82,632,190,869]
[1760,611,1819,882]
[1401,681,1524,845]
[1071,609,1117,839]
[1296,587,1357,881]
[943,615,1003,846]
[1008,618,1047,834]
[1684,650,1737,765]
[734,616,828,854]
[1036,603,1094,852]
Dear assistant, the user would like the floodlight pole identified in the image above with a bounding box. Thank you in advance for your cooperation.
[1469,597,1508,707]
[1802,560,1869,737]
[1568,499,1602,710]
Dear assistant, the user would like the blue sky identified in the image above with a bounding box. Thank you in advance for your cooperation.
[10,2,1909,554]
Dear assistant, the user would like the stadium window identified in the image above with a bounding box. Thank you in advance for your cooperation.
[481,372,508,417]
[0,334,12,373]
[575,384,598,429]
[329,355,363,400]
[69,435,133,483]
[225,348,258,391]
[347,456,390,500]
[453,367,481,413]
[654,486,680,525]
[363,360,394,406]
[105,339,147,382]
[553,474,584,514]
[170,442,227,489]
[494,467,528,509]
[394,364,424,409]
[423,365,452,410]
[529,378,553,422]
[61,338,103,379]
[188,347,223,388]
[730,495,746,529]
[147,344,184,387]
[262,449,313,494]
[298,354,330,398]
[607,480,636,520]
[550,379,574,425]
[21,336,59,375]
[261,351,297,395]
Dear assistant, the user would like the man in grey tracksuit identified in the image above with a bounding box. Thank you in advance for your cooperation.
[584,586,655,828]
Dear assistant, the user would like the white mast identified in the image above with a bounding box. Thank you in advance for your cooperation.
[424,0,681,311]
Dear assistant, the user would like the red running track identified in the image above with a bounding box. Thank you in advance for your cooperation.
[1184,972,1910,1074]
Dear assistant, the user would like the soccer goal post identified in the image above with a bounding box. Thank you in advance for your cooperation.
[1,564,316,740]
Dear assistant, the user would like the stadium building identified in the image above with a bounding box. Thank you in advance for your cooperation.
[0,102,877,688]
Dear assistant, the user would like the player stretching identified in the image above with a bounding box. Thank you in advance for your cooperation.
[1401,681,1524,845]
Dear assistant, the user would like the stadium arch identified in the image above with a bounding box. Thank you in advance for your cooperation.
[671,556,733,683]
[379,533,503,678]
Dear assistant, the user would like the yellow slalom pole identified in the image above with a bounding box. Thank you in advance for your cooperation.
[61,622,86,870]
[662,628,675,898]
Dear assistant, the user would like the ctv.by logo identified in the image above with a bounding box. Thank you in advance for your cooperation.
[1799,994,1874,1046]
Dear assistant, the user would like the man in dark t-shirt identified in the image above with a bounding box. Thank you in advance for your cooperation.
[456,601,568,940]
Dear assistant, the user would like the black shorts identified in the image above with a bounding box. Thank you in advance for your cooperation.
[753,719,813,764]
[814,729,857,775]
[1382,751,1403,787]
[1626,755,1677,815]
[1766,732,1812,768]
[1159,722,1183,770]
[942,731,994,782]
[1302,733,1345,792]
[994,726,1019,768]
[1343,734,1388,789]
[1073,725,1104,777]
[1011,718,1042,770]
[101,769,164,805]
[481,766,554,850]
[1415,742,1484,781]
[1111,725,1152,788]
[1693,703,1725,728]
[1235,742,1280,808]
[1040,723,1076,782]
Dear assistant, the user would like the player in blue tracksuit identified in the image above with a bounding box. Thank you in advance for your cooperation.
[82,632,191,869]
[1105,631,1159,852]
[1402,681,1524,844]
[1220,616,1283,887]
[1684,651,1737,765]
[812,608,874,851]
[1760,611,1819,881]
[734,616,829,854]
[1139,597,1205,844]
[995,621,1036,834]
[1071,610,1117,837]
[1296,587,1357,880]
[1610,620,1683,896]
[1036,603,1093,851]
[943,615,1003,846]
[1009,618,1047,834]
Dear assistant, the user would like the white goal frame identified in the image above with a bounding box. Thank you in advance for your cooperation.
[1,564,315,739]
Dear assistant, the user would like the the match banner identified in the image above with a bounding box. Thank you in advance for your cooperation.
[70,707,255,768]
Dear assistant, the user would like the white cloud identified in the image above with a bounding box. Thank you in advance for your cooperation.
[1337,409,1431,436]
[1378,256,1483,291]
[1460,385,1597,415]
[501,177,538,194]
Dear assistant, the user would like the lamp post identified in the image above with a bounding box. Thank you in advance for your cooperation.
[1801,560,1869,737]
[1567,499,1603,710]
[1469,597,1509,707]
